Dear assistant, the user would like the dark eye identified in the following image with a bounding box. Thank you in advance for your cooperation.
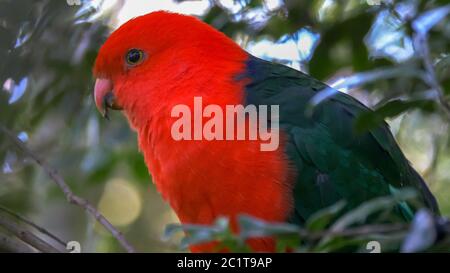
[125,49,144,66]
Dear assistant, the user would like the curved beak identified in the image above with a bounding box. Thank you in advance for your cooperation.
[94,78,122,119]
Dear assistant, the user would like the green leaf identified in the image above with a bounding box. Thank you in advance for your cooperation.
[313,236,368,252]
[306,201,347,231]
[163,217,230,249]
[330,189,417,232]
[238,214,300,239]
[354,99,436,133]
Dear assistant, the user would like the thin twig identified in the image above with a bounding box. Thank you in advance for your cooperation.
[0,124,136,253]
[414,32,450,120]
[0,205,67,248]
[0,212,61,253]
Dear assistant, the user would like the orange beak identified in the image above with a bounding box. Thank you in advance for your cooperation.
[94,78,122,119]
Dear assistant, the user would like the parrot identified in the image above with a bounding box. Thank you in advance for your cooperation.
[93,11,439,252]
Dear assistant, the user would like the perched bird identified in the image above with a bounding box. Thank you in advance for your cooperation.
[93,11,439,252]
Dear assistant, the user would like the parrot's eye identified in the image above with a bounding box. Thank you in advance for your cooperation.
[125,49,145,66]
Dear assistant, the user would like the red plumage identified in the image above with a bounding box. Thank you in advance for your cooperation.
[94,11,294,252]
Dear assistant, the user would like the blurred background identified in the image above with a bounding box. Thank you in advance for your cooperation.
[0,0,449,252]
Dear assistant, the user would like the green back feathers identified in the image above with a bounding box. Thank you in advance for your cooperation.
[242,55,440,224]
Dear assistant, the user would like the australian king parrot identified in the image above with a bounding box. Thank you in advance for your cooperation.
[93,11,440,252]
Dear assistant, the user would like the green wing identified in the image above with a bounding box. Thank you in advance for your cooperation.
[243,56,440,224]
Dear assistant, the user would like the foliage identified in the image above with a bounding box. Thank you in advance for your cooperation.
[165,189,450,252]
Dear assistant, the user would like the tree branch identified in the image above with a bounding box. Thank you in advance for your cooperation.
[0,124,136,253]
[0,205,67,248]
[414,32,450,120]
[0,232,37,253]
[0,212,61,253]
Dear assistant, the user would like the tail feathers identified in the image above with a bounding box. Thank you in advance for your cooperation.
[411,169,440,215]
